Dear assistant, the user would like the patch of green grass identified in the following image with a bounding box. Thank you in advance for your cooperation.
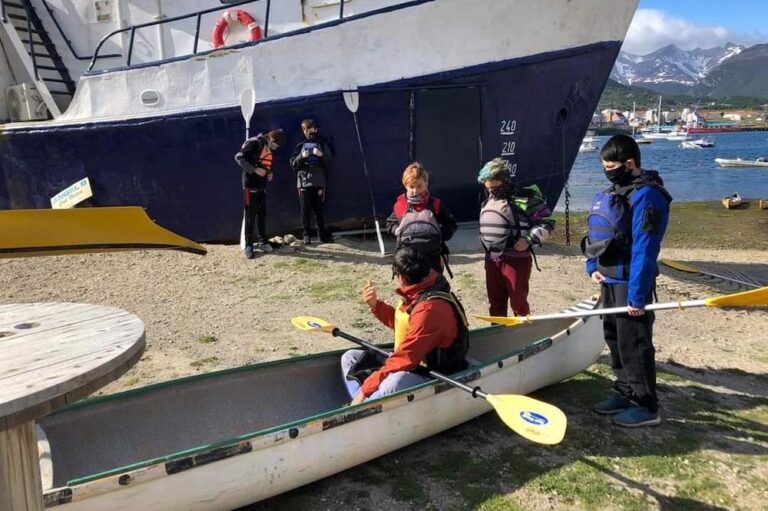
[292,257,325,271]
[121,376,140,388]
[272,261,290,270]
[623,452,706,480]
[551,201,768,250]
[455,271,479,290]
[678,474,733,508]
[190,356,220,368]
[656,368,686,383]
[196,335,217,344]
[529,458,649,510]
[475,496,526,511]
[389,473,432,508]
[309,278,359,302]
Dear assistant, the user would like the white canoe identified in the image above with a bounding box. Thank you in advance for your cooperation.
[41,300,602,510]
[715,157,768,168]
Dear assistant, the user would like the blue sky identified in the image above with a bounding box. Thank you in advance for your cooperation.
[622,0,768,55]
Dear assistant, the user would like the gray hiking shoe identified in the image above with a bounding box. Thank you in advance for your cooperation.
[254,242,272,253]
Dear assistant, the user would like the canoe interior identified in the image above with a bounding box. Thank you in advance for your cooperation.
[40,319,573,487]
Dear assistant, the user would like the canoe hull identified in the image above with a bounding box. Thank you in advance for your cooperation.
[43,304,603,510]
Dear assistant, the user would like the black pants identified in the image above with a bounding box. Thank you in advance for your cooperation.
[299,186,329,238]
[601,283,658,412]
[244,188,267,246]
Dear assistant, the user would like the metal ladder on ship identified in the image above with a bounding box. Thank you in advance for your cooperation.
[1,0,76,117]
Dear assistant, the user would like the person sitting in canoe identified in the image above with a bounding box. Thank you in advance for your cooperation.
[341,247,469,405]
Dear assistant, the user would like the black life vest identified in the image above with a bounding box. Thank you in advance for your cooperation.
[581,171,671,279]
[411,289,469,375]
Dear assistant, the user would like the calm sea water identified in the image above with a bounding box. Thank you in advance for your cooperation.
[555,131,768,211]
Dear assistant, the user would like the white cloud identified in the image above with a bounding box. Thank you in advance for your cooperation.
[621,9,766,55]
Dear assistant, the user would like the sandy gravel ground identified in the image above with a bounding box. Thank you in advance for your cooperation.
[1,228,764,389]
[1,227,765,508]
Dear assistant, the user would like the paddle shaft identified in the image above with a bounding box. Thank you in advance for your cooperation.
[344,90,386,255]
[239,90,256,249]
[331,328,488,399]
[520,299,709,323]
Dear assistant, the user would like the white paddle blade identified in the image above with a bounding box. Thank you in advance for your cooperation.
[240,89,256,122]
[343,88,359,113]
[291,316,336,333]
[487,394,567,445]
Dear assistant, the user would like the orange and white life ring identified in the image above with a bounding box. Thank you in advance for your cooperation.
[212,9,262,49]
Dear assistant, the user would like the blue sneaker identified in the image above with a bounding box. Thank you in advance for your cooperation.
[244,245,254,259]
[593,394,633,415]
[612,407,661,428]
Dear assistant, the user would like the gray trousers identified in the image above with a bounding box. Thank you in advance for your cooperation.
[340,349,430,400]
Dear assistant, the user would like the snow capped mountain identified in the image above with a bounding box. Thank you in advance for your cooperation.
[610,43,743,94]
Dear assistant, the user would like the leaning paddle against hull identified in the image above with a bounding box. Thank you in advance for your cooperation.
[41,299,602,510]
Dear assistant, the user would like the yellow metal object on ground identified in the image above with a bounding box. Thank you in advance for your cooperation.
[0,207,206,258]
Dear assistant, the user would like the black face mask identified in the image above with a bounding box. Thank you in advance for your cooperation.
[605,165,632,185]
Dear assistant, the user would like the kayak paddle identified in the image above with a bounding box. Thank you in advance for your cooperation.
[473,286,768,327]
[239,88,256,250]
[291,316,567,445]
[342,85,386,256]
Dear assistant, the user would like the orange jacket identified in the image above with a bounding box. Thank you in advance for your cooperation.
[361,271,458,396]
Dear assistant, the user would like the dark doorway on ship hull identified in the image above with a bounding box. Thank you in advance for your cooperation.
[414,86,482,222]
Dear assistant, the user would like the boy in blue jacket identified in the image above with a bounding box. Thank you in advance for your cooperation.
[582,134,672,427]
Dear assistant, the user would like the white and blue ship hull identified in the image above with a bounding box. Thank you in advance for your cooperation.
[0,0,638,241]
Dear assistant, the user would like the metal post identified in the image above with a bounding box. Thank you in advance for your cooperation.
[23,1,38,79]
[263,0,271,38]
[339,0,344,19]
[193,13,201,53]
[126,27,135,66]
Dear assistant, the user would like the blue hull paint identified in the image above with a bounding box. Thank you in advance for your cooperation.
[0,44,619,242]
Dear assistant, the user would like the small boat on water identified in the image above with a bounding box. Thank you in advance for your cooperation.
[680,137,715,149]
[578,140,598,152]
[38,301,602,510]
[714,157,768,168]
[722,193,743,209]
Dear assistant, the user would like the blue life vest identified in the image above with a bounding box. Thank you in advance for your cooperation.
[581,189,633,279]
[581,171,671,279]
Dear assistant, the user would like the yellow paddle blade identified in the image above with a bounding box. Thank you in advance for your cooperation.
[487,394,567,445]
[472,314,529,327]
[0,207,206,257]
[659,259,700,273]
[291,316,336,333]
[704,286,768,308]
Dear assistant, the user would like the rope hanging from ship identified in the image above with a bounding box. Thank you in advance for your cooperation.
[557,108,571,246]
[212,9,262,49]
